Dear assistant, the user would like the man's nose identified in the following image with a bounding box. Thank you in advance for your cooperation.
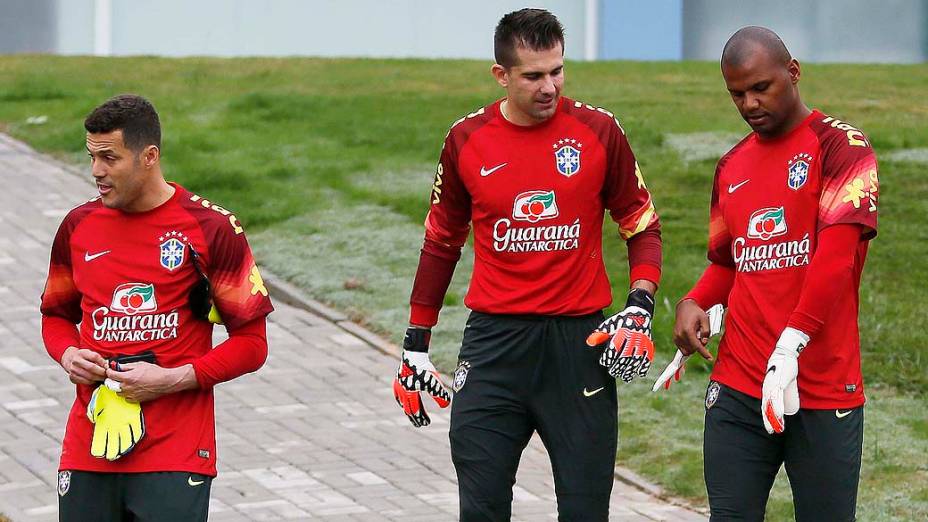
[540,76,556,95]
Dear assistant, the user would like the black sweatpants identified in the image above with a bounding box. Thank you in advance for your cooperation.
[58,470,212,521]
[703,381,863,521]
[449,311,617,522]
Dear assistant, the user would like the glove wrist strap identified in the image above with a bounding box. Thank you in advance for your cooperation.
[778,327,810,356]
[403,326,431,353]
[625,288,655,316]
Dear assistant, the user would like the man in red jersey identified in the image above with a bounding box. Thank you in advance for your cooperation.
[391,9,662,521]
[41,95,273,521]
[670,27,878,521]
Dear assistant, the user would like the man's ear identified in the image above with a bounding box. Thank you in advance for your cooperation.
[141,145,160,168]
[491,63,509,88]
[787,58,801,85]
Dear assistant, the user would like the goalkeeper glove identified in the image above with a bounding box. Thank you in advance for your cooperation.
[86,384,145,460]
[761,327,809,434]
[652,303,724,392]
[393,327,451,427]
[586,288,656,383]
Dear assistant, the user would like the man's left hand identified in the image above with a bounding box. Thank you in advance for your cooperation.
[105,362,197,402]
[586,288,655,383]
[761,327,809,434]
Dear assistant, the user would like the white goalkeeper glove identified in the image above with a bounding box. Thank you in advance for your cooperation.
[652,303,724,392]
[392,327,451,427]
[761,327,809,434]
[586,288,656,383]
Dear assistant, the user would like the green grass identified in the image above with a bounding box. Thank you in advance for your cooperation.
[1,56,925,519]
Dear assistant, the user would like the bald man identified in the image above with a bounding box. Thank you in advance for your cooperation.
[668,27,879,521]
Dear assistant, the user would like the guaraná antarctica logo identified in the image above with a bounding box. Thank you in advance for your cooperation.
[493,190,580,253]
[93,283,179,343]
[733,207,810,273]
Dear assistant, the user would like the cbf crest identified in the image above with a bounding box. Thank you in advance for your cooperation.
[787,153,813,190]
[705,381,721,410]
[553,138,582,177]
[452,361,471,392]
[158,230,189,271]
[58,471,71,497]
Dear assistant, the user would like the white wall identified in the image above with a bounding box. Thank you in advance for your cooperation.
[55,0,95,55]
[54,0,590,61]
[682,0,928,63]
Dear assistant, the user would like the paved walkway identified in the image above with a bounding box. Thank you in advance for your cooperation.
[0,134,705,521]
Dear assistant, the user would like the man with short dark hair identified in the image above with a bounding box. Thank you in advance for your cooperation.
[392,9,662,521]
[41,94,273,521]
[670,26,878,521]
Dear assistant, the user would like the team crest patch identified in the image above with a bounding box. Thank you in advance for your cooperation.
[58,471,71,497]
[787,153,812,190]
[158,231,189,271]
[553,138,583,177]
[705,381,721,410]
[452,361,471,392]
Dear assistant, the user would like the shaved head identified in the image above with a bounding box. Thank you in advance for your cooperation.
[719,26,809,139]
[721,26,791,68]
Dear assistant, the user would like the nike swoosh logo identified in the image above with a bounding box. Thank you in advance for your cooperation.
[728,179,750,193]
[84,250,111,262]
[480,163,508,177]
[835,409,852,419]
[583,387,605,397]
[188,476,205,486]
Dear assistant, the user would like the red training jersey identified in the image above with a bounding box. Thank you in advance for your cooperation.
[41,183,274,476]
[425,97,661,316]
[702,111,878,408]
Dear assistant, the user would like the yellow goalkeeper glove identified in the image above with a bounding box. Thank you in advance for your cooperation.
[86,384,145,461]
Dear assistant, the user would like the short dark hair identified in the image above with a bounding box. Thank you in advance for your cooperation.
[494,8,565,68]
[84,94,161,151]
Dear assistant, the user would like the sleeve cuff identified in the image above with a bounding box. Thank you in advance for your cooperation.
[786,311,824,339]
[190,360,216,389]
[409,303,440,328]
[630,263,661,287]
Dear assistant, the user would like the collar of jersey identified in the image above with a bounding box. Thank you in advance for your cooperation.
[495,97,565,132]
[754,109,820,145]
[102,181,184,217]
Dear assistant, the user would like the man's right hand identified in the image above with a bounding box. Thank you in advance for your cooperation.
[656,304,724,391]
[672,299,715,361]
[392,327,451,427]
[60,347,107,385]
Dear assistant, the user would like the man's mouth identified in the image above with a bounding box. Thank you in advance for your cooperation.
[747,113,769,125]
[97,182,112,196]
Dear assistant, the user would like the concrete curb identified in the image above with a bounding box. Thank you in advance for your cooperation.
[263,273,400,358]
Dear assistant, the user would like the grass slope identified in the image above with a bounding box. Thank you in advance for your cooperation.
[1,56,925,520]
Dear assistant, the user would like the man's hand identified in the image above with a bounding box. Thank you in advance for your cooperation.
[392,327,451,427]
[105,362,197,403]
[761,327,808,434]
[654,304,724,391]
[673,299,716,361]
[586,288,656,383]
[86,384,144,460]
[60,347,106,385]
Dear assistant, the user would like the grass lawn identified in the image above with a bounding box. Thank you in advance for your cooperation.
[1,56,925,520]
